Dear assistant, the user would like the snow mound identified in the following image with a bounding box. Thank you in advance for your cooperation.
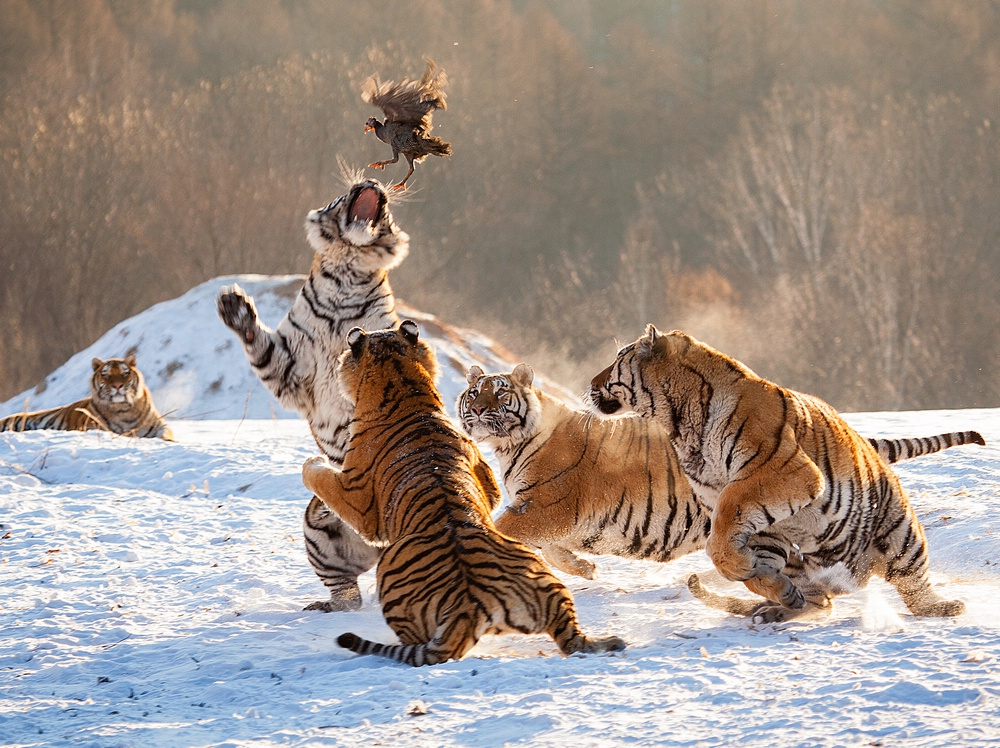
[0,275,580,422]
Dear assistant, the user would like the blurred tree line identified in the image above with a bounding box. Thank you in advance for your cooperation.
[1,0,998,411]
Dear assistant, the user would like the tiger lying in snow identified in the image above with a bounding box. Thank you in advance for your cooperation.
[0,355,173,440]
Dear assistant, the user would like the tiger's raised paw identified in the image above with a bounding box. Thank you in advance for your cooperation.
[217,284,260,343]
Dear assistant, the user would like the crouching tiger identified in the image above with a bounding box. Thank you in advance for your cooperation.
[301,321,625,666]
[459,362,982,587]
[590,325,981,623]
[0,355,173,440]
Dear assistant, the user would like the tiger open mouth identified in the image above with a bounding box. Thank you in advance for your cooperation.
[348,185,382,224]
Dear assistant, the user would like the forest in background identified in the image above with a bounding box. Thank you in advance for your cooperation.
[1,0,998,412]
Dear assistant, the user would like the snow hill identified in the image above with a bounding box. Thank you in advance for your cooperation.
[1,278,999,747]
[0,275,579,422]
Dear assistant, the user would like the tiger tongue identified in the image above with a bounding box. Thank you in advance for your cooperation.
[349,187,380,224]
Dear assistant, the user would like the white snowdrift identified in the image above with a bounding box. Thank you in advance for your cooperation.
[1,280,999,747]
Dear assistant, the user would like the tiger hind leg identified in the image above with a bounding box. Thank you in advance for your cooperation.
[542,585,626,654]
[877,503,965,617]
[687,574,832,623]
[302,496,380,612]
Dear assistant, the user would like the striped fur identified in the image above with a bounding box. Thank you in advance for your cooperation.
[457,364,711,579]
[0,355,173,440]
[217,179,407,611]
[590,325,967,623]
[301,322,625,666]
[869,431,985,463]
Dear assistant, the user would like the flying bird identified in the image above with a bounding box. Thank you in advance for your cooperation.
[362,58,451,191]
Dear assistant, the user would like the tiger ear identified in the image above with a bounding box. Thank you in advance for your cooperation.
[399,319,420,345]
[92,357,105,371]
[639,324,661,355]
[511,363,534,387]
[346,327,367,358]
[466,365,485,385]
[124,354,137,368]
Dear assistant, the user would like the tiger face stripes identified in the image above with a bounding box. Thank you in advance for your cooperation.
[302,322,625,666]
[457,364,711,580]
[217,179,407,612]
[0,355,173,440]
[590,325,969,623]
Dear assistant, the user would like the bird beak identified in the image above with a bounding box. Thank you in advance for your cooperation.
[364,124,374,133]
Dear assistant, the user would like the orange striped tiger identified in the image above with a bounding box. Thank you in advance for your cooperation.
[301,321,626,666]
[458,363,982,584]
[0,355,173,440]
[457,363,711,579]
[590,326,975,622]
[218,178,407,612]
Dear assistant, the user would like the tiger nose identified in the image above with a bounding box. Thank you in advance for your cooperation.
[470,402,488,416]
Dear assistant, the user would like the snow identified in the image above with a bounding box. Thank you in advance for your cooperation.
[2,279,999,747]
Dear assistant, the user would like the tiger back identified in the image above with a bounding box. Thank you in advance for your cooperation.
[301,321,625,666]
[0,355,173,440]
[457,363,710,580]
[590,326,971,623]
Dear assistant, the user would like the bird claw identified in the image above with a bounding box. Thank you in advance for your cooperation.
[391,183,407,191]
[367,162,386,170]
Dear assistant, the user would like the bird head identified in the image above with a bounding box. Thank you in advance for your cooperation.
[364,117,379,134]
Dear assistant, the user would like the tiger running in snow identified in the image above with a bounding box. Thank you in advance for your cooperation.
[589,325,979,622]
[458,363,983,588]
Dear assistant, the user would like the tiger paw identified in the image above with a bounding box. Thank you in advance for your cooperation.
[303,588,363,613]
[745,572,805,610]
[582,635,627,653]
[301,455,333,494]
[217,284,260,343]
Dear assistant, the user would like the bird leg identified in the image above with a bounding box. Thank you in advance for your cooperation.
[368,151,399,170]
[392,157,416,191]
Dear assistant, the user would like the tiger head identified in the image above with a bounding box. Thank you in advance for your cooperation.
[304,179,409,273]
[589,325,756,436]
[335,320,439,406]
[457,364,541,446]
[90,354,144,405]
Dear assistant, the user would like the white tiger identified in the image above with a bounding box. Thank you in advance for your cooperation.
[217,178,407,611]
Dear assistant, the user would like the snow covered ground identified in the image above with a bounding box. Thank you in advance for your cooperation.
[2,280,999,747]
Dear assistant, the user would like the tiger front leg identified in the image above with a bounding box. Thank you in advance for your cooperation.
[542,545,598,580]
[707,450,824,609]
[301,455,378,542]
[218,284,265,346]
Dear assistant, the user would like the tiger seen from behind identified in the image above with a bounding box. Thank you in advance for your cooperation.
[217,178,407,612]
[590,325,974,623]
[0,355,173,440]
[301,321,626,666]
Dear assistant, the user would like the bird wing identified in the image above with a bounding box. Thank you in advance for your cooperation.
[361,58,447,129]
